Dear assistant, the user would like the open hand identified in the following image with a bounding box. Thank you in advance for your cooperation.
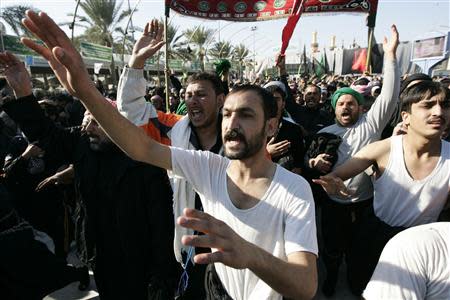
[312,174,352,198]
[21,10,95,99]
[267,137,290,158]
[178,208,253,269]
[0,52,32,98]
[382,25,399,57]
[128,19,165,69]
[21,144,44,159]
[309,153,332,173]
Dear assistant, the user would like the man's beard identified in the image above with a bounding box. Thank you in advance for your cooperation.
[88,135,112,152]
[223,125,265,160]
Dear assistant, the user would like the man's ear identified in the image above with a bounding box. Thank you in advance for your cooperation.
[266,117,279,137]
[217,93,225,110]
[401,110,410,126]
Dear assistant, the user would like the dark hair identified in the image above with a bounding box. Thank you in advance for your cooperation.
[187,72,224,95]
[264,84,286,101]
[305,84,321,94]
[353,77,370,86]
[401,81,450,113]
[227,84,277,120]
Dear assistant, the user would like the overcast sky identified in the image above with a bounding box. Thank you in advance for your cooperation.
[1,0,449,62]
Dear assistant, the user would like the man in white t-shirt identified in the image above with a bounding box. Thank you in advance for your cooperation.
[20,11,318,299]
[363,222,450,300]
[314,80,450,294]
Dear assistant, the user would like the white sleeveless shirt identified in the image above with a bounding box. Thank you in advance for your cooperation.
[373,135,450,227]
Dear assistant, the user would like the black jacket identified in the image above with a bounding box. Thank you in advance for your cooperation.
[3,95,178,299]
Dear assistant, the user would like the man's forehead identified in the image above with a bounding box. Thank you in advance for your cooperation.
[337,94,357,103]
[305,86,319,93]
[224,91,261,111]
[416,94,448,103]
[186,80,214,92]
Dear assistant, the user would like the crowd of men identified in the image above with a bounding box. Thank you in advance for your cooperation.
[0,10,449,300]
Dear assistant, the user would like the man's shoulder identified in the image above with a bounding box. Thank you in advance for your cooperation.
[318,123,340,134]
[274,166,312,197]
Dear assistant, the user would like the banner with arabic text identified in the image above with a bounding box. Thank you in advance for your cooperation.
[167,0,378,21]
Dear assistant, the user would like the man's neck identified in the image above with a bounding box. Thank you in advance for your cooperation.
[403,132,442,157]
[228,150,276,182]
[194,124,219,151]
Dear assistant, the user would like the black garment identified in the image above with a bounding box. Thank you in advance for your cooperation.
[204,264,232,300]
[347,206,405,296]
[271,118,305,171]
[0,183,82,300]
[280,75,334,146]
[3,143,66,258]
[3,95,178,300]
[320,197,373,297]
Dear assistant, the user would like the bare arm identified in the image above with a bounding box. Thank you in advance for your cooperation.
[313,139,390,197]
[249,249,317,299]
[21,11,172,170]
[179,208,317,299]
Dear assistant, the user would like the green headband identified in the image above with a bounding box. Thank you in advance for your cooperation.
[331,87,365,110]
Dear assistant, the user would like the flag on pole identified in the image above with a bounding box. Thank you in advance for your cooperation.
[280,0,305,55]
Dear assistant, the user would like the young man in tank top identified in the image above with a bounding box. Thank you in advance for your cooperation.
[314,80,450,294]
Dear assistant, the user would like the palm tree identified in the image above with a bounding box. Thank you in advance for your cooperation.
[232,44,250,80]
[1,5,34,37]
[183,26,214,71]
[208,41,232,61]
[64,0,131,84]
[165,21,192,62]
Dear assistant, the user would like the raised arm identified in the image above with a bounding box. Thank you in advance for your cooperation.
[366,25,400,130]
[21,11,172,170]
[117,20,165,126]
[0,51,80,166]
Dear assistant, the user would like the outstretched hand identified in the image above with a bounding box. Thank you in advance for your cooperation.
[21,10,95,99]
[178,208,253,269]
[382,25,399,57]
[0,52,32,98]
[128,19,165,69]
[312,174,353,198]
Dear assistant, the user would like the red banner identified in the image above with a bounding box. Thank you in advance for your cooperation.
[167,0,378,21]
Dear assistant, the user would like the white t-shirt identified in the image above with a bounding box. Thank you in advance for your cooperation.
[373,136,450,227]
[170,147,318,300]
[363,222,450,300]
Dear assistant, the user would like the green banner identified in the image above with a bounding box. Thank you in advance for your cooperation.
[168,59,183,70]
[144,57,156,66]
[3,35,41,56]
[80,42,112,62]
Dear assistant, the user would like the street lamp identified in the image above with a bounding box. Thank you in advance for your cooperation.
[251,26,257,72]
[0,21,5,52]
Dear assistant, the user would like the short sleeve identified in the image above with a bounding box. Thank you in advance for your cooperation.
[363,229,427,300]
[284,178,318,256]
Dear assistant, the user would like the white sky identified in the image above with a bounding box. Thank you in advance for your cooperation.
[1,0,449,62]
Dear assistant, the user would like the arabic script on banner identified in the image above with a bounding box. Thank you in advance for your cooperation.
[167,0,378,21]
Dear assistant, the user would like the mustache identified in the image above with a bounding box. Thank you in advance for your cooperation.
[224,129,245,141]
[428,117,446,124]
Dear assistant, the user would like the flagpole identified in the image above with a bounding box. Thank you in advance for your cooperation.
[164,3,170,112]
[365,27,374,74]
[365,11,377,74]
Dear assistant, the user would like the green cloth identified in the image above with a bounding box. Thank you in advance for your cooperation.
[331,87,365,110]
[175,100,187,115]
[214,59,231,77]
